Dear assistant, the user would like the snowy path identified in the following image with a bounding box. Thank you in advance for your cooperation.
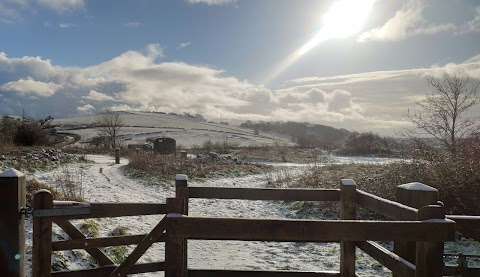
[27,155,392,276]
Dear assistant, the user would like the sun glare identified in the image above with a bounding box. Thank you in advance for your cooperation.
[264,0,375,85]
[322,0,375,39]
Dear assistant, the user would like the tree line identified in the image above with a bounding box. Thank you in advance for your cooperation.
[240,120,350,148]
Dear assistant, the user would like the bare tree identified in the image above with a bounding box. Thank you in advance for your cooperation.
[274,140,289,162]
[404,73,480,153]
[95,109,124,149]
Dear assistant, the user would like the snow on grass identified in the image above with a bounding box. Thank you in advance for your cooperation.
[24,155,480,276]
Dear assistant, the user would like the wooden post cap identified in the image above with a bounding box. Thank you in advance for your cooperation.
[34,189,52,196]
[340,179,357,186]
[0,168,25,178]
[175,174,188,181]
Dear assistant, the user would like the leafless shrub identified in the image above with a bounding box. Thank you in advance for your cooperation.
[54,166,85,202]
[265,167,295,187]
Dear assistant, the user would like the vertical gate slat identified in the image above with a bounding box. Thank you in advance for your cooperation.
[340,179,357,277]
[0,169,26,277]
[166,197,188,277]
[415,205,446,277]
[33,190,53,277]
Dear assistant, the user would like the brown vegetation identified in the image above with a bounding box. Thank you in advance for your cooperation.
[292,147,480,215]
[126,150,271,180]
[26,179,62,207]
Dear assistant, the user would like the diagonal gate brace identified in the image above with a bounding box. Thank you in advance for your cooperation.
[110,216,167,277]
[55,219,114,266]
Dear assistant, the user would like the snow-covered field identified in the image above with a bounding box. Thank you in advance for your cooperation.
[53,111,291,148]
[24,155,480,276]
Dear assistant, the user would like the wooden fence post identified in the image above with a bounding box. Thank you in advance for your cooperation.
[32,189,53,277]
[415,204,445,277]
[340,179,357,277]
[115,148,120,164]
[395,182,438,266]
[180,151,187,160]
[166,197,187,277]
[175,174,189,215]
[0,169,26,277]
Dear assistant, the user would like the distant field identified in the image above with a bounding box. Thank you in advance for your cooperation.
[53,111,292,148]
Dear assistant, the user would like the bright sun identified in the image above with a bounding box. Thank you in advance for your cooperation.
[299,0,375,55]
[322,0,375,39]
[264,0,375,85]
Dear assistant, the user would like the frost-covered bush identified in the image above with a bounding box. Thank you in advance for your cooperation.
[55,167,85,202]
[296,143,480,214]
[14,120,47,146]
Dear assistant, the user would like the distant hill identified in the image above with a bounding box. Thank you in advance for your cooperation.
[52,111,292,148]
[240,121,351,148]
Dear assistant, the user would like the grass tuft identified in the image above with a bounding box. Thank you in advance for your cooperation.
[80,219,100,238]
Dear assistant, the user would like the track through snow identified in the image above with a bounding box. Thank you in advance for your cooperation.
[27,155,392,276]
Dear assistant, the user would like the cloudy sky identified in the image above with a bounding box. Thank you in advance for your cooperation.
[0,0,479,135]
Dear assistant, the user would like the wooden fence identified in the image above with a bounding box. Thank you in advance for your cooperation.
[443,215,480,276]
[2,170,480,277]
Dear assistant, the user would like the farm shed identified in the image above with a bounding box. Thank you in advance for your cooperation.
[153,137,176,155]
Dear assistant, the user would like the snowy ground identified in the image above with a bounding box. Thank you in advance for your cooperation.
[24,155,479,276]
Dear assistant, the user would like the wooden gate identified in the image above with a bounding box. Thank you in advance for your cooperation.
[31,188,186,277]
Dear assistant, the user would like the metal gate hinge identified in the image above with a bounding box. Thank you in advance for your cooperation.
[20,207,33,217]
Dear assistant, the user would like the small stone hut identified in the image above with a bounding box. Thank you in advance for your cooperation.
[153,137,176,155]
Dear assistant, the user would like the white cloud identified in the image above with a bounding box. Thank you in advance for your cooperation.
[0,52,69,82]
[36,0,85,13]
[186,0,236,6]
[5,0,29,5]
[0,2,23,23]
[358,0,455,42]
[1,0,84,24]
[457,6,480,34]
[82,90,115,101]
[287,57,480,86]
[327,90,355,112]
[59,23,75,28]
[109,104,134,111]
[146,43,164,59]
[281,55,480,133]
[177,42,191,49]
[3,46,478,134]
[125,21,141,28]
[77,104,95,112]
[1,77,62,96]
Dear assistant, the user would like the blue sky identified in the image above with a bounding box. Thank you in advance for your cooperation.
[1,0,479,134]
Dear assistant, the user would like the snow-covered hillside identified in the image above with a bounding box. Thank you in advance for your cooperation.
[53,111,291,148]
